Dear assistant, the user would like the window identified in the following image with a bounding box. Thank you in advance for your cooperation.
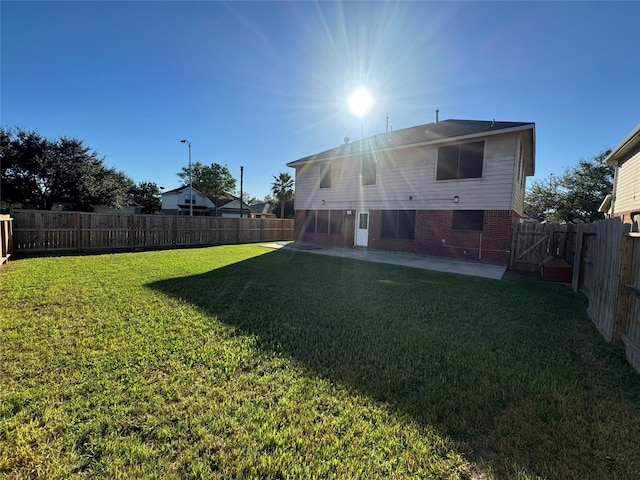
[320,162,331,188]
[518,145,525,188]
[317,210,329,234]
[359,212,368,229]
[452,210,484,231]
[304,210,316,233]
[185,195,196,204]
[362,155,377,186]
[436,141,484,180]
[381,210,416,240]
[304,210,343,234]
[329,211,343,235]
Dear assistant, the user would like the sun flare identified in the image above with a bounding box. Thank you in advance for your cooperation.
[348,88,373,117]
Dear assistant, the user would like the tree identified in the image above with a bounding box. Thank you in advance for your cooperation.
[177,162,236,199]
[245,194,275,206]
[271,172,294,219]
[525,150,613,223]
[129,181,161,214]
[0,127,132,211]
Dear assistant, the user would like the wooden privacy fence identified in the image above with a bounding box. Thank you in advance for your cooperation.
[510,221,576,271]
[12,210,294,255]
[0,214,13,266]
[511,217,640,374]
[571,218,640,373]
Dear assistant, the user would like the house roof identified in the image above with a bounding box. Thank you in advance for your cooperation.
[287,119,535,175]
[249,202,274,215]
[161,186,202,196]
[604,124,640,166]
[210,197,251,210]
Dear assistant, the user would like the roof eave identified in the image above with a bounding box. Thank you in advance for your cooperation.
[287,123,536,167]
[604,124,640,166]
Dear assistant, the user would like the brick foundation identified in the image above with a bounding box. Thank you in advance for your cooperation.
[613,210,640,231]
[295,209,518,265]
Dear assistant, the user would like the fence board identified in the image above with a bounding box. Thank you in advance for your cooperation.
[586,219,628,342]
[0,214,13,266]
[510,222,576,271]
[12,210,294,254]
[621,234,640,372]
[515,218,640,374]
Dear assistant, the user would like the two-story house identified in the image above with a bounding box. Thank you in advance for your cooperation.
[602,124,640,232]
[161,187,251,217]
[161,186,215,216]
[286,119,535,265]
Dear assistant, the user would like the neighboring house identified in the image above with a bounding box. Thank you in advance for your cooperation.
[286,118,535,265]
[249,202,276,218]
[602,124,640,232]
[161,186,215,216]
[160,187,251,217]
[211,197,252,218]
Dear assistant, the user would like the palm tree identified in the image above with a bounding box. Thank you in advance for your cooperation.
[271,172,294,219]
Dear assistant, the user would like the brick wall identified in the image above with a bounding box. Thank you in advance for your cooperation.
[613,209,639,225]
[294,209,517,265]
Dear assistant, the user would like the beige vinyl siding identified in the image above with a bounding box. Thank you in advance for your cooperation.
[293,132,520,211]
[512,135,526,216]
[614,152,640,214]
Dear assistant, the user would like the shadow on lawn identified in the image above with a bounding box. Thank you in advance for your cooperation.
[147,248,640,479]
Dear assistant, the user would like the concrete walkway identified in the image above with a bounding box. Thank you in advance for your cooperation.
[265,242,506,280]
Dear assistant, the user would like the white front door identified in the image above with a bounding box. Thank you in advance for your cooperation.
[355,211,369,247]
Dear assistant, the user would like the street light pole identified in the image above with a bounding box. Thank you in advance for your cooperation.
[180,139,193,217]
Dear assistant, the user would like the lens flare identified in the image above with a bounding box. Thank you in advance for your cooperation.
[348,88,373,117]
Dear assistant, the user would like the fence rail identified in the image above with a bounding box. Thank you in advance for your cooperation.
[0,214,13,266]
[12,210,294,254]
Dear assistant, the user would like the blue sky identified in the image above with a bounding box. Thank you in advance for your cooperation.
[2,1,638,200]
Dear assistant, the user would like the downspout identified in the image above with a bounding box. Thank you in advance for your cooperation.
[479,232,482,260]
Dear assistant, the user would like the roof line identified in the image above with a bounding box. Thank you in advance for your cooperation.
[287,123,534,166]
[604,124,640,166]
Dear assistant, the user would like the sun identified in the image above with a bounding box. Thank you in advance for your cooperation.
[347,87,373,117]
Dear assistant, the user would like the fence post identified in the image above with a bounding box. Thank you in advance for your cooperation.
[75,212,81,253]
[128,214,134,250]
[509,221,519,268]
[572,223,585,291]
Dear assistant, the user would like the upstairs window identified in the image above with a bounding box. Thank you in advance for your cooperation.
[437,141,484,180]
[320,162,331,188]
[362,155,377,186]
[185,194,196,204]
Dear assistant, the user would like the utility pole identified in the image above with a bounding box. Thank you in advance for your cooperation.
[240,166,244,218]
[180,139,193,216]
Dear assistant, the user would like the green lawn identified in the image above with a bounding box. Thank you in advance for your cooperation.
[1,244,639,479]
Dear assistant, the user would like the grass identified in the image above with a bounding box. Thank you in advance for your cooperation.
[1,244,639,479]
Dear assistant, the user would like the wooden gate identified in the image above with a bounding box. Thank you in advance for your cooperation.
[510,222,576,271]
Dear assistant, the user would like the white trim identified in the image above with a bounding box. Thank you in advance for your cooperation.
[355,210,369,247]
